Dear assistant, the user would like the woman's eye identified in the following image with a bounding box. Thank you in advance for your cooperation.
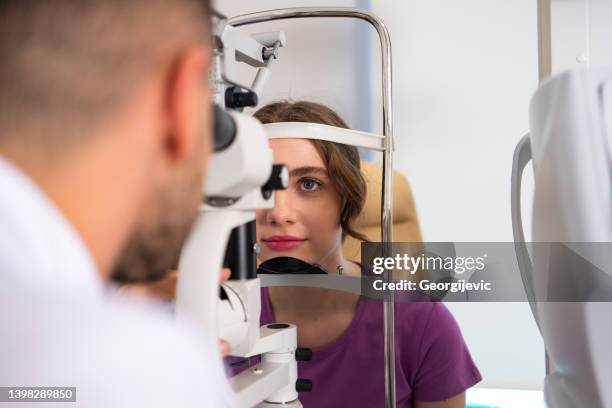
[299,179,321,192]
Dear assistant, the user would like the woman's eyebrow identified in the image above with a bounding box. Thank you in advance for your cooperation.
[289,166,328,177]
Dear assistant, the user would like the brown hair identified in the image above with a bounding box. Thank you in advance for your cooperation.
[254,101,368,242]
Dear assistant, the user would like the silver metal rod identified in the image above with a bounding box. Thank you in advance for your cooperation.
[537,0,552,378]
[537,0,552,82]
[229,8,396,407]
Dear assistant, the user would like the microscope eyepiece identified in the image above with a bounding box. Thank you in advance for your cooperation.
[261,164,288,199]
[213,105,236,152]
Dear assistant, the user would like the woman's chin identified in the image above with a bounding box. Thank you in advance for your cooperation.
[263,251,300,260]
[261,248,311,262]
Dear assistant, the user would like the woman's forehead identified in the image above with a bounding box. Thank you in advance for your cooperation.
[269,138,325,168]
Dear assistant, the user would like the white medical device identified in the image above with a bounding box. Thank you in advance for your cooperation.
[176,8,396,408]
[512,67,612,408]
[176,11,309,408]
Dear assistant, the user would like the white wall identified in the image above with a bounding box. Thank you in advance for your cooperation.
[368,0,544,389]
[550,0,612,72]
[215,0,373,132]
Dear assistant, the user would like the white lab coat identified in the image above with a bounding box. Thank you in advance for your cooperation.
[0,157,234,407]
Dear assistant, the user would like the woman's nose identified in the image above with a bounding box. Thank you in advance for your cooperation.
[265,189,296,225]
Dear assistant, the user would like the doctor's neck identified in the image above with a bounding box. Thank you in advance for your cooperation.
[0,117,151,281]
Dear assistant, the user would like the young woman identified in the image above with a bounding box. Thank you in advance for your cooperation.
[124,100,482,406]
[242,100,482,408]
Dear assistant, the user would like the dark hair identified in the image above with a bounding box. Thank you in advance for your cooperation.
[254,100,368,242]
[0,0,210,150]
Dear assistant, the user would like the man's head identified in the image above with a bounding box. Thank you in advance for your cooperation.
[0,0,214,282]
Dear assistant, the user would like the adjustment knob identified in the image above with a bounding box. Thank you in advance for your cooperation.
[225,86,258,109]
[295,348,312,362]
[296,379,313,393]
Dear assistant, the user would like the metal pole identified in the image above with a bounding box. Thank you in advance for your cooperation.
[537,0,553,379]
[537,0,552,81]
[229,8,396,407]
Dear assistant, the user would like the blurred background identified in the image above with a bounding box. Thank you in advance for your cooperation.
[217,1,612,406]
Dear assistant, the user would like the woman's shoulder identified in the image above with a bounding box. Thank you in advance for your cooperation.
[359,298,466,358]
[362,299,481,399]
[395,300,459,335]
[394,300,467,355]
[359,296,451,329]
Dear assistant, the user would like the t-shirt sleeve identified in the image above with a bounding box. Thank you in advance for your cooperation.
[411,302,482,402]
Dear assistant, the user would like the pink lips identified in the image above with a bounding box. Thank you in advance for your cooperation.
[263,235,305,251]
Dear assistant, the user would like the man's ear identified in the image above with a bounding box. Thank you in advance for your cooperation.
[163,47,210,163]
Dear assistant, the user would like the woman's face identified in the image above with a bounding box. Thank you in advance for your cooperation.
[256,138,342,264]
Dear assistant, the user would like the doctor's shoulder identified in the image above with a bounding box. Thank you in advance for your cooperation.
[89,296,234,407]
[0,292,233,408]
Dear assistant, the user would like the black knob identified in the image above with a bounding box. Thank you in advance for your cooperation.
[295,348,312,362]
[225,86,258,109]
[296,379,312,393]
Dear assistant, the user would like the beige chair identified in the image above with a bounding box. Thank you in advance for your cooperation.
[343,161,423,263]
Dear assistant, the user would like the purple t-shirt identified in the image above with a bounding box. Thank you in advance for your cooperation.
[229,287,481,407]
